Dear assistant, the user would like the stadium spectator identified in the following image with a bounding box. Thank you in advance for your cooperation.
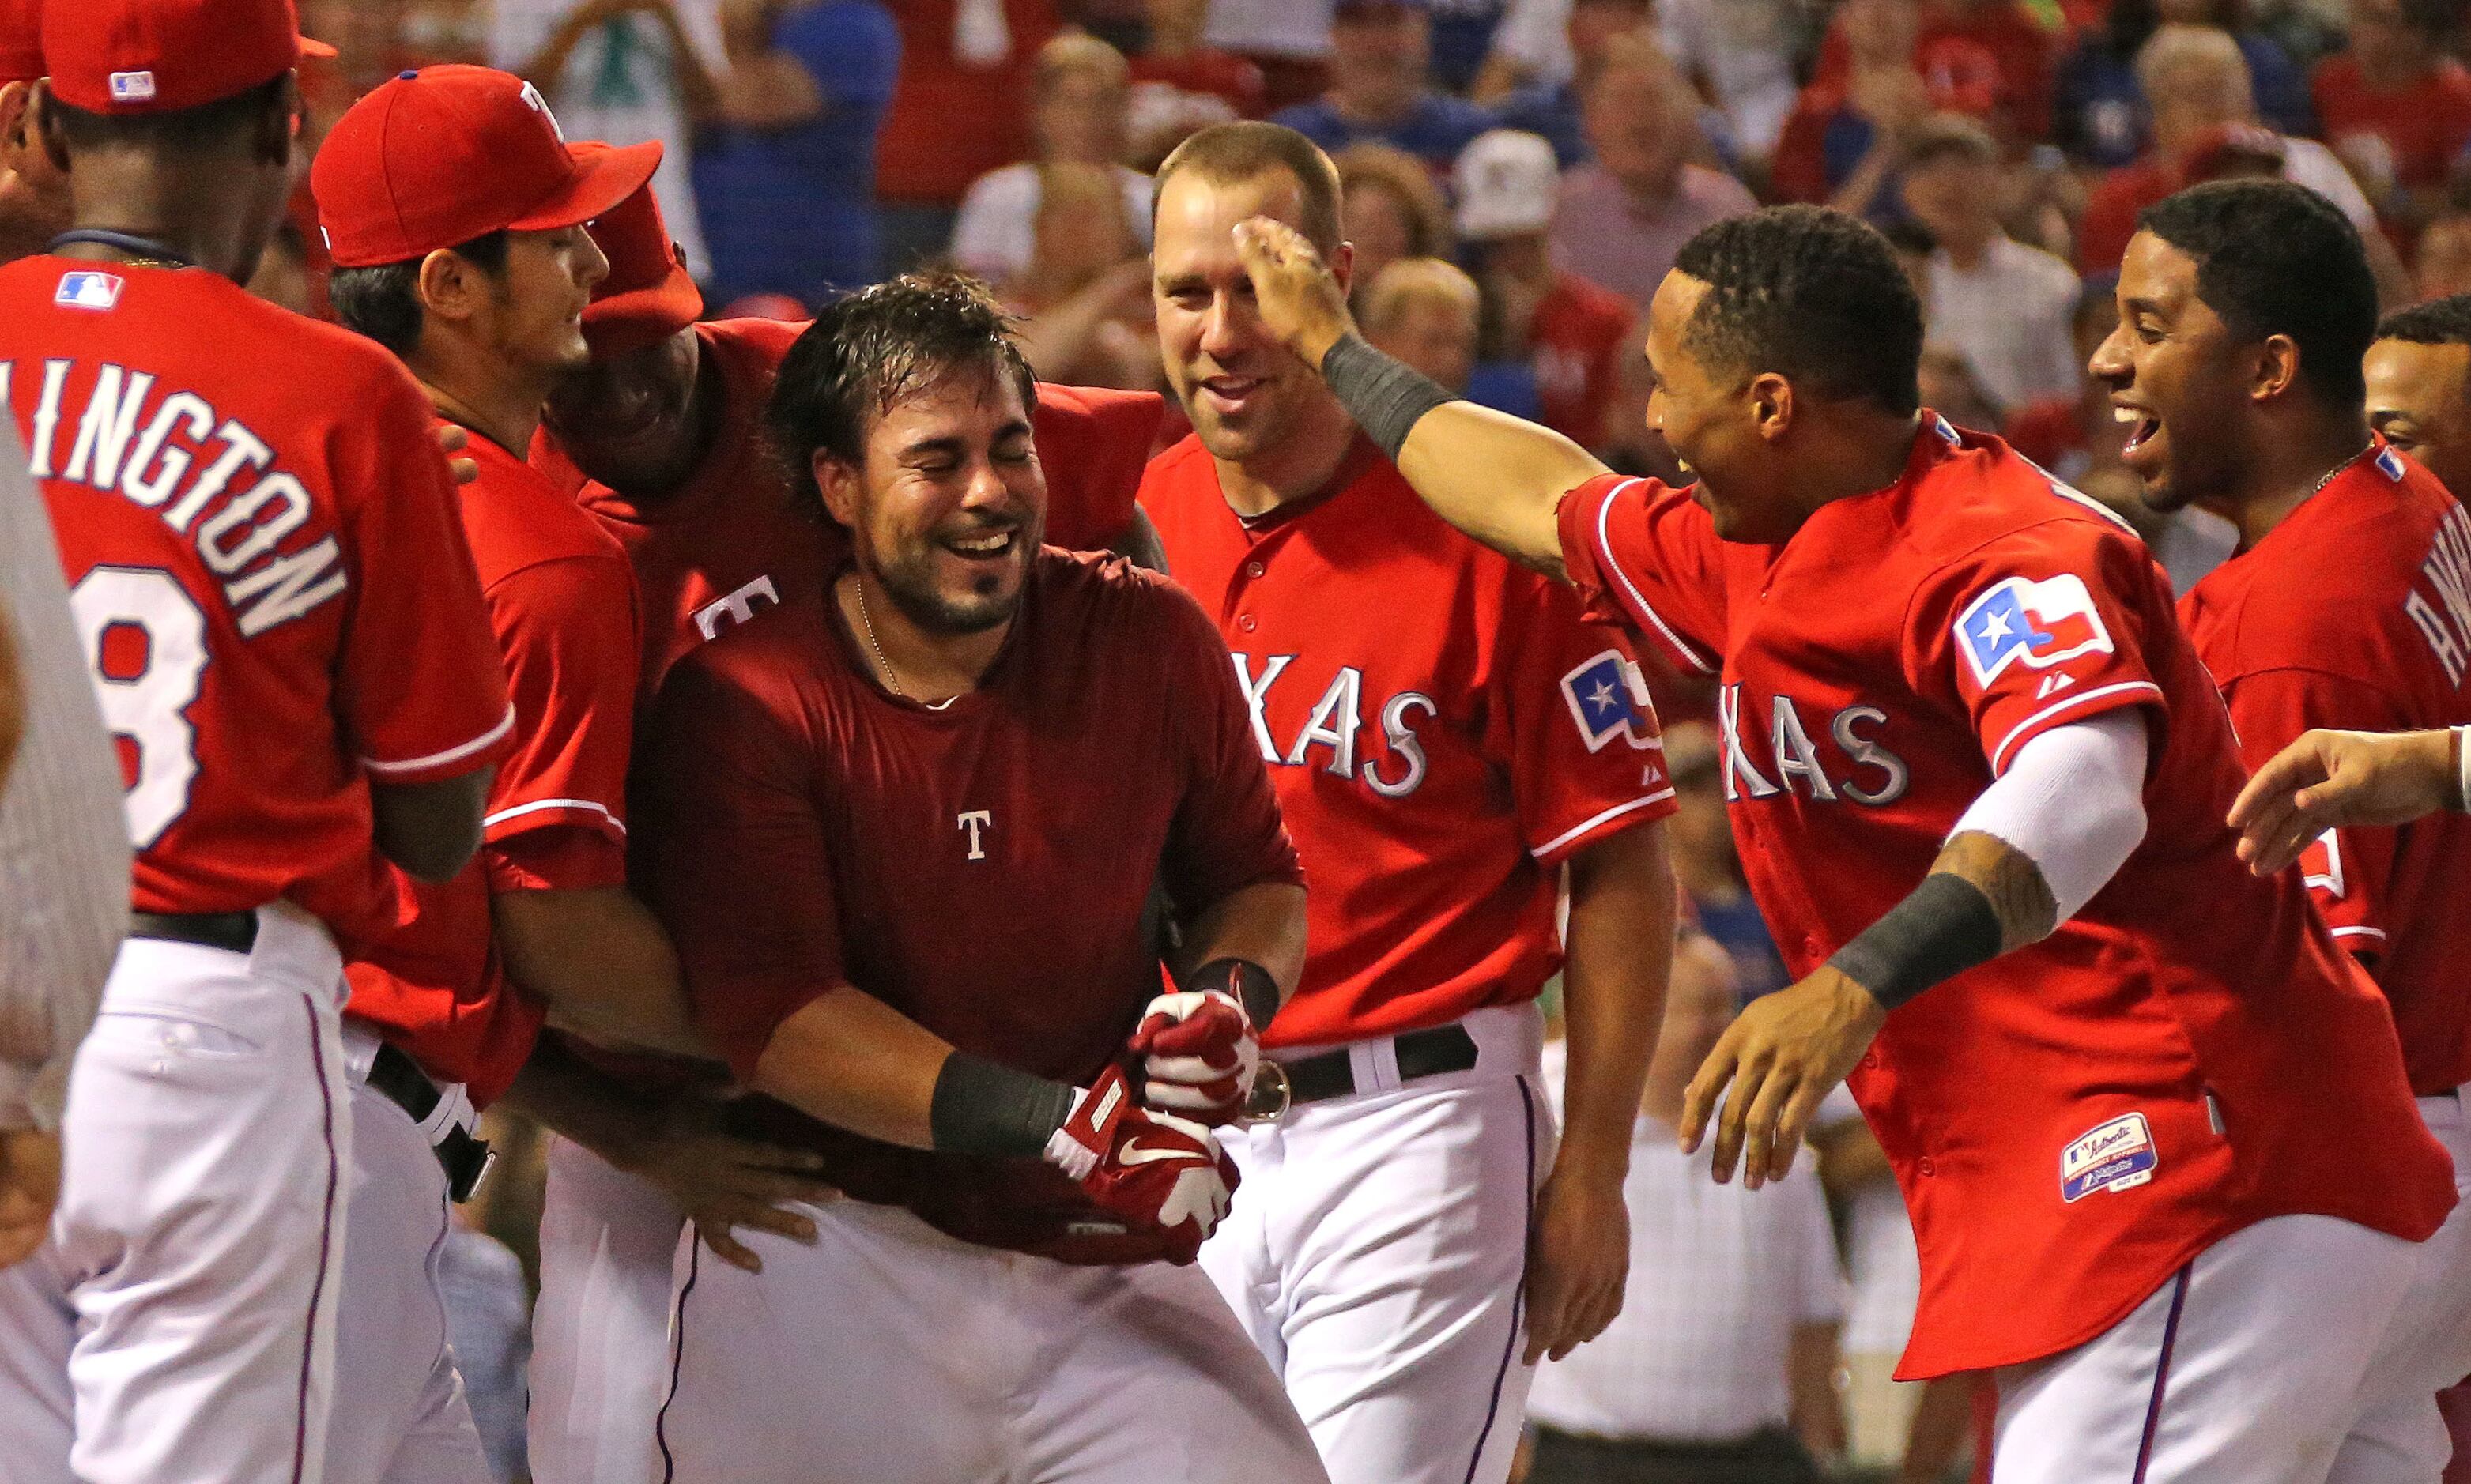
[2311,0,2471,250]
[1270,0,1496,169]
[1525,936,1845,1483]
[1662,723,1788,1004]
[1807,0,2059,142]
[874,0,1063,273]
[1807,1088,1931,1478]
[1549,39,1756,315]
[1455,128,1632,449]
[1424,0,1517,95]
[1490,0,1654,167]
[1360,255,1482,394]
[2421,202,2471,301]
[1004,162,1158,389]
[1128,0,1268,117]
[953,34,1153,286]
[493,0,722,280]
[1335,141,1453,310]
[1203,0,1336,111]
[1916,342,2006,432]
[1652,0,1800,168]
[2054,0,2314,168]
[1899,114,2081,410]
[1770,0,1945,219]
[692,0,899,308]
[2003,286,2132,486]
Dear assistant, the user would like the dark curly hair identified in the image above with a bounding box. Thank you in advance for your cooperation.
[2378,292,2471,347]
[765,271,1038,523]
[2138,179,2376,407]
[1671,205,1924,416]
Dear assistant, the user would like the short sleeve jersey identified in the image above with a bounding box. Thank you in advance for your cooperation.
[637,550,1299,1260]
[2179,446,2471,1097]
[343,432,642,1105]
[0,258,511,939]
[1556,416,2454,1378]
[1141,435,1674,1049]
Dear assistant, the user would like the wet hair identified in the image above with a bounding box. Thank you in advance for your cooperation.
[1155,121,1344,257]
[764,270,1038,522]
[2377,292,2471,347]
[327,230,511,358]
[1670,205,1924,416]
[2137,179,2375,405]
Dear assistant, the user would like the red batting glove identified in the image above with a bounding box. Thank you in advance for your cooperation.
[1043,1066,1239,1263]
[1126,988,1260,1126]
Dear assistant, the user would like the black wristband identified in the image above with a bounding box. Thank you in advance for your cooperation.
[1322,332,1458,461]
[1190,957,1280,1030]
[1827,872,2004,1011]
[929,1051,1077,1159]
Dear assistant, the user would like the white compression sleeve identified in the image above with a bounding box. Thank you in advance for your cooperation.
[1952,710,2151,927]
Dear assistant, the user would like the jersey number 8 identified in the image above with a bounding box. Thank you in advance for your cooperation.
[70,566,207,850]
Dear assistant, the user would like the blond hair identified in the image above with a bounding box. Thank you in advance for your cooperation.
[1360,257,1481,334]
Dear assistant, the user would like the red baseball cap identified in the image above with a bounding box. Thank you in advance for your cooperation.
[0,0,41,85]
[579,146,704,360]
[41,0,332,114]
[312,64,660,269]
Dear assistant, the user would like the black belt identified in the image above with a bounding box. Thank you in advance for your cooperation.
[1280,1023,1479,1105]
[130,910,258,954]
[368,1043,496,1203]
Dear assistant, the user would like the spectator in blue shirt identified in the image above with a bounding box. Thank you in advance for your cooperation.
[2054,0,2312,168]
[1270,0,1496,169]
[692,0,900,310]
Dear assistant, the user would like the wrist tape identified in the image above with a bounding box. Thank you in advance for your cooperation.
[929,1051,1077,1159]
[1322,332,1458,461]
[1828,872,2004,1011]
[1189,957,1280,1030]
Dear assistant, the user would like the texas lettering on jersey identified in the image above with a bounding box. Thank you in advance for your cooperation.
[1232,651,1440,797]
[1715,686,1911,807]
[1,356,344,639]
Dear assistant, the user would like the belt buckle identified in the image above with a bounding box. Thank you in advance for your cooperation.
[440,1128,495,1204]
[1242,1060,1292,1126]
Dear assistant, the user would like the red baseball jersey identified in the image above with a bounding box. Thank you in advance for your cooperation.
[1141,435,1675,1049]
[1556,416,2454,1378]
[2179,445,2471,1097]
[344,431,642,1105]
[636,550,1299,1261]
[0,257,511,939]
[1528,272,1633,452]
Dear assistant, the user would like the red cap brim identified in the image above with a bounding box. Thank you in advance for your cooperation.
[583,267,704,359]
[509,139,662,235]
[299,36,336,60]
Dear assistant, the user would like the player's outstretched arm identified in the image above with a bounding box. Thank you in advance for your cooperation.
[2228,727,2469,875]
[496,887,712,1060]
[1232,217,1605,578]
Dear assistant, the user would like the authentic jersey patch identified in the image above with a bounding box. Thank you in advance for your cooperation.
[1561,650,1658,752]
[55,271,123,311]
[1957,573,2116,687]
[2061,1112,2158,1203]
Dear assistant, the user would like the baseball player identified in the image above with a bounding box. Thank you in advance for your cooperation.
[2090,179,2471,1482]
[519,173,1176,1484]
[0,2,518,1480]
[1136,121,1679,1484]
[1228,200,2459,1482]
[0,2,62,266]
[636,272,1327,1484]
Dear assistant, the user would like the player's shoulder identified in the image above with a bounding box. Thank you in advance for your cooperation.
[1908,424,2150,572]
[1135,431,1220,511]
[463,440,635,588]
[658,582,834,710]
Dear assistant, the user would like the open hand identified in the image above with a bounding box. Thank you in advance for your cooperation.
[1522,1169,1628,1364]
[625,1093,839,1273]
[2228,728,2460,874]
[1679,966,1884,1188]
[1231,216,1356,371]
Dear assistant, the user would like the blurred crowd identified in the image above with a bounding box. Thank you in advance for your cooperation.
[261,3,2471,1482]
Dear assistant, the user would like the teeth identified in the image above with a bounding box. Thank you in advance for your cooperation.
[951,533,1010,555]
[2114,407,2143,424]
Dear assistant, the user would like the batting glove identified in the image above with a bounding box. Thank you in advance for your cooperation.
[1043,1065,1239,1263]
[1127,985,1261,1126]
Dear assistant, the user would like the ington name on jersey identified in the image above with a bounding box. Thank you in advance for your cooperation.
[2408,500,2471,687]
[2,356,348,638]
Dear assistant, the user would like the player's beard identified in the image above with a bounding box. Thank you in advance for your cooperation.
[867,517,1040,636]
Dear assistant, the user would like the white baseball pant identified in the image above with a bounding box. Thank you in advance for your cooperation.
[1202,1003,1556,1484]
[322,1019,492,1484]
[2330,1086,2471,1484]
[1991,1212,2420,1483]
[0,903,353,1484]
[526,1136,685,1484]
[655,1197,1330,1484]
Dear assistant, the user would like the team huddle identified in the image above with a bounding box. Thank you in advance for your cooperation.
[1,0,2469,1482]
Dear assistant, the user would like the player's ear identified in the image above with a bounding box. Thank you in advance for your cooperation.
[415,248,480,325]
[2251,333,2302,404]
[812,450,863,529]
[1749,371,1793,441]
[28,81,66,178]
[1330,239,1355,298]
[255,73,300,171]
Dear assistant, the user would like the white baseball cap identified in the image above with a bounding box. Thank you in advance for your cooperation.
[1454,130,1560,242]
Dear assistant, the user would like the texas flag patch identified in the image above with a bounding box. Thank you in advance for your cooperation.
[1956,573,2115,687]
[54,271,123,311]
[2061,1112,2158,1203]
[1561,650,1658,752]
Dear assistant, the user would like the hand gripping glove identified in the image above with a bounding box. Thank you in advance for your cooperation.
[1043,1065,1239,1263]
[1126,962,1268,1127]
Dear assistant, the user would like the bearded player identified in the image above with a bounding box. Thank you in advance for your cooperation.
[0,2,516,1480]
[1228,201,2456,1481]
[1136,122,1678,1484]
[2092,179,2471,1484]
[632,272,1326,1482]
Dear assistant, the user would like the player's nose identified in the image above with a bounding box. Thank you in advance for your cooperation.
[2087,322,2133,386]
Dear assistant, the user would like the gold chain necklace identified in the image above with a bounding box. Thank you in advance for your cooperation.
[851,575,909,700]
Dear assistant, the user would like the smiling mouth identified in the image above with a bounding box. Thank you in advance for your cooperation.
[943,528,1019,560]
[2114,404,2161,458]
[1198,375,1266,407]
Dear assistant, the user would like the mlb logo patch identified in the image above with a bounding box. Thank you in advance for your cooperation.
[2061,1112,2158,1203]
[1956,573,2114,687]
[1561,650,1658,752]
[2376,446,2408,482]
[55,272,124,311]
[108,70,157,103]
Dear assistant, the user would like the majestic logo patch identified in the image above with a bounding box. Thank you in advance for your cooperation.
[1561,650,1658,752]
[1956,574,2115,687]
[108,70,157,102]
[2061,1112,2157,1203]
[55,272,124,311]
